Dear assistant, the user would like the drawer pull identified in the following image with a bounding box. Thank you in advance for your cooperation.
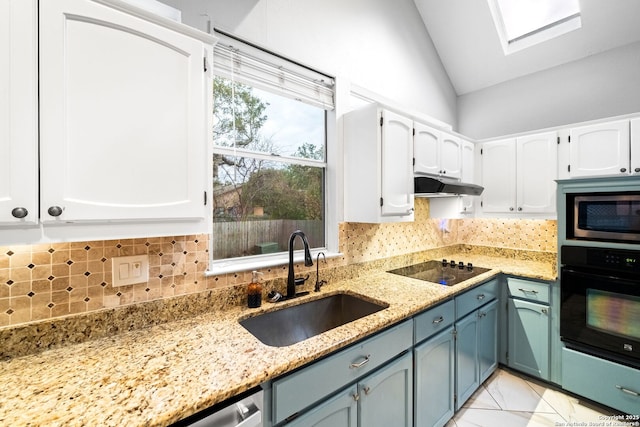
[616,385,640,397]
[432,316,445,324]
[350,355,370,369]
[518,288,539,294]
[477,294,485,300]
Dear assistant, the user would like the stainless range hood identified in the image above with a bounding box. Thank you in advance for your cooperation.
[414,175,484,197]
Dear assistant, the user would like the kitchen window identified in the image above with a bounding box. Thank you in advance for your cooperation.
[208,32,336,272]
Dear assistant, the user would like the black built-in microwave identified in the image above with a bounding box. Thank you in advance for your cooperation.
[567,192,640,244]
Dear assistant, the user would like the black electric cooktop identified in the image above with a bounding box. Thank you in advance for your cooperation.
[387,259,490,286]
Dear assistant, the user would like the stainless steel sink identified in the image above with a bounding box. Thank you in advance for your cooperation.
[239,293,388,347]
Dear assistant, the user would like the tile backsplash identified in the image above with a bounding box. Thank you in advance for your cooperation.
[0,235,211,327]
[0,198,557,328]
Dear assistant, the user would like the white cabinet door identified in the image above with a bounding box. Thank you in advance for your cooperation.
[39,0,210,223]
[569,120,630,178]
[0,0,38,225]
[440,134,462,179]
[414,123,462,179]
[414,122,440,176]
[480,139,516,213]
[461,139,475,214]
[516,132,557,213]
[631,119,640,176]
[344,105,413,223]
[381,110,414,217]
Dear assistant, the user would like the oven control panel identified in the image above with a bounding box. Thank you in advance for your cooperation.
[562,245,640,273]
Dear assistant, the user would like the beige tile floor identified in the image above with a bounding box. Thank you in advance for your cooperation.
[447,368,626,427]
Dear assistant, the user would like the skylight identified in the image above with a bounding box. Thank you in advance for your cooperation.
[488,0,582,54]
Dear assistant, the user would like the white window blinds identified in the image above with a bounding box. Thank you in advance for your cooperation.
[213,32,335,110]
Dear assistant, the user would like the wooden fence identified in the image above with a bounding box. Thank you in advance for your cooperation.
[212,219,324,259]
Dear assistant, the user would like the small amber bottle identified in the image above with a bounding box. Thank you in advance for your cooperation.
[247,270,264,308]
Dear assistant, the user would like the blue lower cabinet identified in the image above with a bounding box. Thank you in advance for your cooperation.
[271,320,413,424]
[415,326,455,427]
[455,299,499,410]
[358,352,413,427]
[479,299,499,383]
[286,387,357,427]
[287,352,413,427]
[562,348,640,414]
[507,298,550,380]
[272,281,504,427]
[456,310,480,410]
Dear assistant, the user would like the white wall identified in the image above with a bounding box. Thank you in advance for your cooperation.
[458,41,640,140]
[161,0,457,127]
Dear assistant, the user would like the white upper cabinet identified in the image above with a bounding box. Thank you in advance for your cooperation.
[381,111,415,217]
[481,132,557,215]
[344,105,414,223]
[39,0,213,223]
[414,123,462,179]
[568,120,630,178]
[480,139,516,213]
[516,132,558,213]
[0,0,38,225]
[414,123,440,176]
[440,134,463,179]
[461,139,475,213]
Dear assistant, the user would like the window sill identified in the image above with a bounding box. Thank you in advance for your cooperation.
[205,250,343,276]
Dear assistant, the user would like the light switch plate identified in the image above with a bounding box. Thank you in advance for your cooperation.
[112,255,149,287]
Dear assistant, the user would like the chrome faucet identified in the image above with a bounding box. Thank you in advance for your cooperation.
[287,230,313,298]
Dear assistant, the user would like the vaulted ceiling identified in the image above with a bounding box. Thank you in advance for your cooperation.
[413,0,640,95]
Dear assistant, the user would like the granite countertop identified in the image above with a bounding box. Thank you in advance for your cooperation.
[0,255,555,426]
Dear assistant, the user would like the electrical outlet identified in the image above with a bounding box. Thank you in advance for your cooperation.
[112,255,149,287]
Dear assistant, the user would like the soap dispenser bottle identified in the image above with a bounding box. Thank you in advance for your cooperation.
[247,270,264,308]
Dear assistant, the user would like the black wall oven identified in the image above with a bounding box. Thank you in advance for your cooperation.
[560,245,640,369]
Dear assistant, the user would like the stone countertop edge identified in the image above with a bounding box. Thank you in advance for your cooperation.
[0,256,555,427]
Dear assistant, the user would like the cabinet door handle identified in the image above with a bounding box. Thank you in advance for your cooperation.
[352,393,360,401]
[477,294,485,300]
[616,385,639,397]
[48,206,63,217]
[635,167,640,173]
[432,316,444,324]
[11,207,28,219]
[621,167,627,173]
[541,308,548,314]
[518,288,539,294]
[350,355,370,369]
[517,207,523,211]
[362,386,371,395]
[509,207,514,211]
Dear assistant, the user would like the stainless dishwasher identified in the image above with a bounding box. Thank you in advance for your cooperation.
[177,389,263,427]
